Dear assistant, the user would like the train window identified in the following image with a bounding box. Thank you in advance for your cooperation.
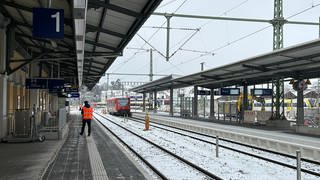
[118,98,129,106]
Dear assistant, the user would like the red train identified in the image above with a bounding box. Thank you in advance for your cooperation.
[106,97,131,116]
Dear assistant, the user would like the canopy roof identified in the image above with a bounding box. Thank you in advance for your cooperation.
[1,0,162,89]
[131,38,320,93]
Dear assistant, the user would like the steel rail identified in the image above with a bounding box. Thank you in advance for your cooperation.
[129,114,320,177]
[94,113,223,180]
[93,114,167,180]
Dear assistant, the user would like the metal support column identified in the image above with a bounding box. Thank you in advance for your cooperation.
[193,86,198,118]
[165,14,171,62]
[241,83,249,122]
[149,49,153,81]
[0,13,10,138]
[149,92,152,110]
[142,92,146,112]
[7,81,13,112]
[271,0,285,120]
[169,88,173,116]
[297,84,304,125]
[153,91,157,113]
[210,89,215,119]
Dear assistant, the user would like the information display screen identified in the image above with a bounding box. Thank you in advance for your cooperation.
[220,88,240,96]
[197,90,211,95]
[251,89,272,96]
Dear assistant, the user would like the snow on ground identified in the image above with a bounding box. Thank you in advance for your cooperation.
[142,119,320,173]
[96,115,209,179]
[95,113,320,180]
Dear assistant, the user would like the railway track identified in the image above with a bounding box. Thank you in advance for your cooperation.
[94,113,222,180]
[128,114,320,177]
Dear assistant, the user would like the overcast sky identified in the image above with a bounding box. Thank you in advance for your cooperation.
[100,0,320,85]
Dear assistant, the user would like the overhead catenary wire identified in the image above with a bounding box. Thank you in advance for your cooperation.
[170,0,251,61]
[157,0,251,73]
[108,1,188,79]
[166,0,251,63]
[286,1,320,19]
[160,1,320,73]
[157,0,179,10]
[170,25,272,67]
[142,26,199,31]
[136,34,166,58]
[170,29,200,58]
[109,0,188,75]
[179,48,213,54]
[112,1,320,82]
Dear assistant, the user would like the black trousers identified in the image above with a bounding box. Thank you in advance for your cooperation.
[80,120,91,135]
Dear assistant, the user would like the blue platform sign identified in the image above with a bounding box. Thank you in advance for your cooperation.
[220,88,240,96]
[26,78,64,90]
[48,79,64,90]
[64,87,79,93]
[26,78,48,89]
[251,89,272,96]
[67,92,80,98]
[33,8,64,39]
[197,90,211,95]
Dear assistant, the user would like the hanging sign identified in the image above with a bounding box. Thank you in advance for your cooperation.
[33,8,64,39]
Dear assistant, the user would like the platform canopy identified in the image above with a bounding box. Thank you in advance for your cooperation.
[0,0,162,90]
[131,38,320,93]
[130,74,181,93]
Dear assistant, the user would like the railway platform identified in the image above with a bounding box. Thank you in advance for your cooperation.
[0,111,149,180]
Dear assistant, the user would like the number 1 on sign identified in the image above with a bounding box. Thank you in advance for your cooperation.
[51,12,60,32]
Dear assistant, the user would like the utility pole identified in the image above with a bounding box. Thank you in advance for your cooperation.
[149,49,153,81]
[200,62,204,71]
[165,14,172,62]
[271,0,285,120]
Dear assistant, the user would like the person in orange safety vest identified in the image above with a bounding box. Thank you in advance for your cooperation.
[80,101,93,136]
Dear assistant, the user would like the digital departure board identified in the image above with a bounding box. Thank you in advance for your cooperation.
[220,88,240,96]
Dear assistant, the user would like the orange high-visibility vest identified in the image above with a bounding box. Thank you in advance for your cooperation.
[82,107,93,120]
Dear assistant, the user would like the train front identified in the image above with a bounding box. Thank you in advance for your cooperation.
[117,97,131,116]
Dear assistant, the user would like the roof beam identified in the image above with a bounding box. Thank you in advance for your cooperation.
[242,64,271,72]
[88,0,143,18]
[85,39,117,51]
[201,74,222,80]
[16,33,74,50]
[83,68,101,74]
[83,63,104,71]
[173,80,193,86]
[89,0,108,76]
[86,24,126,39]
[0,1,32,12]
[85,59,106,66]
